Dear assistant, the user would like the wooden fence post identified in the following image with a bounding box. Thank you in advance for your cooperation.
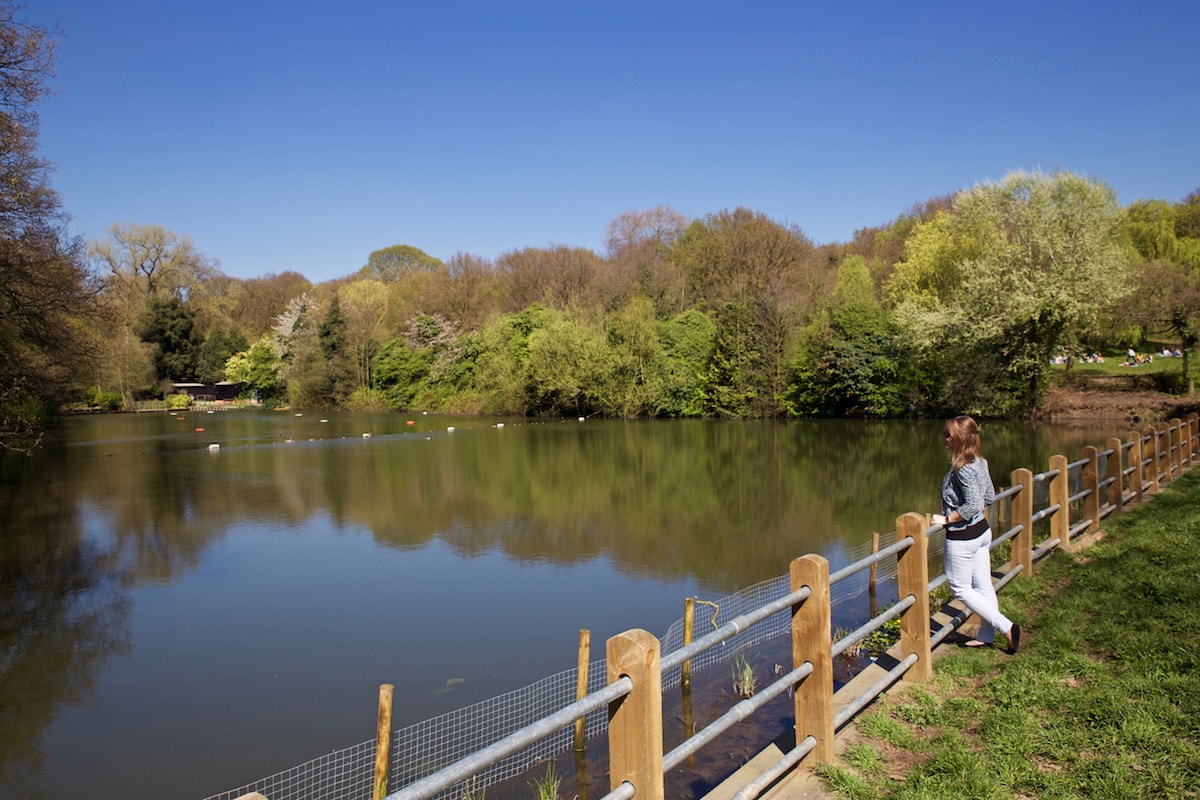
[681,597,695,688]
[1190,413,1200,462]
[1105,438,1124,516]
[1010,468,1034,574]
[1081,446,1100,537]
[1129,430,1144,504]
[1143,426,1157,494]
[1171,418,1183,480]
[1048,454,1070,552]
[896,513,931,683]
[791,554,834,766]
[1184,415,1192,468]
[575,629,590,751]
[373,684,394,800]
[1155,422,1169,488]
[607,629,664,800]
[869,531,880,616]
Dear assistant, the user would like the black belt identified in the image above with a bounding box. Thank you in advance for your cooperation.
[945,517,989,541]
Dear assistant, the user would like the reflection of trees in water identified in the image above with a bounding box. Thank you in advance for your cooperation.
[0,415,1124,798]
[0,457,131,800]
[65,416,1124,596]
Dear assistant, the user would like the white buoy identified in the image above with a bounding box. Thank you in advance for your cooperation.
[447,426,455,432]
[321,419,329,423]
[362,432,372,438]
[208,443,220,451]
[495,423,504,428]
[295,413,303,417]
[578,417,585,422]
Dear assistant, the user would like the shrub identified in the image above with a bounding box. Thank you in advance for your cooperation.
[345,387,390,412]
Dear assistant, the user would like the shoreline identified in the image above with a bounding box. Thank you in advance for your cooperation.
[1038,384,1199,423]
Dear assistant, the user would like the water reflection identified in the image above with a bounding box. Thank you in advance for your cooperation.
[0,452,131,800]
[0,412,1125,799]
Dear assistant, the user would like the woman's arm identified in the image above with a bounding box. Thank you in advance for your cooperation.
[954,460,991,521]
[933,460,992,526]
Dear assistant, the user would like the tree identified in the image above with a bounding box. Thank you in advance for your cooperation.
[1128,260,1200,394]
[137,295,200,383]
[599,296,668,417]
[313,295,353,405]
[790,304,910,417]
[1176,186,1200,241]
[91,223,217,300]
[88,223,218,405]
[496,245,607,311]
[0,3,98,448]
[440,251,500,330]
[887,170,1132,415]
[704,300,766,417]
[604,206,689,312]
[361,244,441,281]
[833,255,875,307]
[197,327,248,384]
[1173,188,1200,269]
[790,256,912,417]
[224,335,284,400]
[371,339,433,409]
[669,209,823,413]
[525,313,610,416]
[275,291,355,408]
[471,305,554,414]
[337,279,390,388]
[1125,199,1179,262]
[657,309,716,416]
[228,271,312,337]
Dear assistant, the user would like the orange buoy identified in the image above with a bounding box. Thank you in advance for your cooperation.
[194,427,204,432]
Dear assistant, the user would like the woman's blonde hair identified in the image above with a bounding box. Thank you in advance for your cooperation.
[944,415,981,469]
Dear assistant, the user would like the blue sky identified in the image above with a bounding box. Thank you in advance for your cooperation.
[31,1,1200,284]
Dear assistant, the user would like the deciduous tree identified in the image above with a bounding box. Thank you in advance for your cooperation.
[0,3,98,447]
[1125,199,1179,262]
[887,170,1131,414]
[1128,259,1200,394]
[657,309,716,416]
[496,245,606,312]
[338,279,390,388]
[604,206,688,312]
[361,244,441,281]
[224,335,284,400]
[91,223,217,300]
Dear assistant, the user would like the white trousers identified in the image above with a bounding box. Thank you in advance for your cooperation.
[944,529,1012,644]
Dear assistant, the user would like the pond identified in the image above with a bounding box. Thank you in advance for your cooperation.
[0,411,1126,799]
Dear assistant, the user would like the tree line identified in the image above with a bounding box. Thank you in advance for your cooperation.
[2,6,1198,449]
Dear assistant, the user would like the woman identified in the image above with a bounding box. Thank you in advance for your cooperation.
[930,416,1022,653]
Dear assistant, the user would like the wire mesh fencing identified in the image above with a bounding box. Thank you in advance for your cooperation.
[202,533,900,800]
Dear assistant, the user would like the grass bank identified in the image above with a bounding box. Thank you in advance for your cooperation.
[817,467,1200,799]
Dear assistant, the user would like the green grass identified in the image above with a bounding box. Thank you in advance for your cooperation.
[529,761,561,800]
[1050,354,1177,378]
[817,467,1200,799]
[732,653,758,698]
